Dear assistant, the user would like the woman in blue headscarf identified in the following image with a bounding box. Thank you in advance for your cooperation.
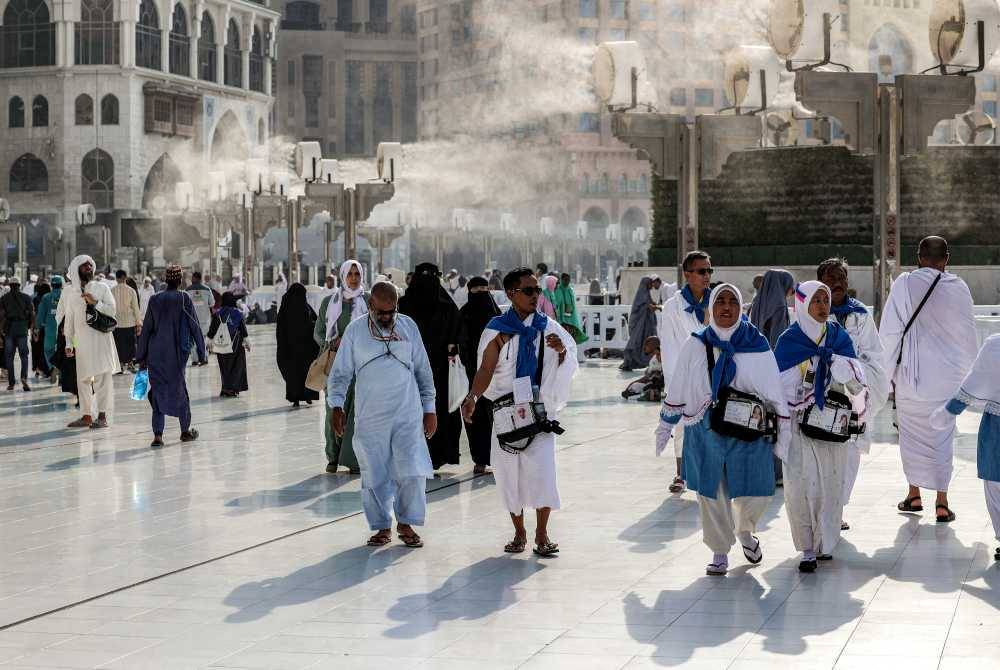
[655,283,789,576]
[775,280,868,574]
[749,269,796,349]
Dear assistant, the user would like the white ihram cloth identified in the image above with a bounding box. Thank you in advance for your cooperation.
[832,305,889,505]
[657,290,707,458]
[780,282,868,555]
[62,255,121,381]
[880,268,978,491]
[478,315,578,514]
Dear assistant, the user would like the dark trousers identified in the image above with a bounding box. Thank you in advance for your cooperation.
[464,397,494,466]
[4,332,29,383]
[153,404,191,435]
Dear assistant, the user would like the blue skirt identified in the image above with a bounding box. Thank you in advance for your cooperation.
[682,414,776,499]
[977,414,1000,482]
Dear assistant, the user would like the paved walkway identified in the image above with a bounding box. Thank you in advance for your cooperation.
[0,326,997,669]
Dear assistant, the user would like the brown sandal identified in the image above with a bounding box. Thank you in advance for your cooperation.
[669,477,686,494]
[398,531,424,548]
[504,537,527,553]
[533,541,559,557]
[367,531,391,546]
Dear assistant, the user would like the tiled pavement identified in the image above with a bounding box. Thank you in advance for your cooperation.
[0,325,997,669]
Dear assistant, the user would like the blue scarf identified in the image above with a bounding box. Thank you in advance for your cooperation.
[830,297,868,319]
[695,318,771,401]
[774,321,857,410]
[681,285,710,324]
[488,309,549,379]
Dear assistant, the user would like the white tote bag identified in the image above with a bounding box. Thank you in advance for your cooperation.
[211,316,234,355]
[447,357,469,413]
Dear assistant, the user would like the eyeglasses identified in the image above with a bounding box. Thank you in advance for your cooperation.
[511,287,543,297]
[686,268,714,276]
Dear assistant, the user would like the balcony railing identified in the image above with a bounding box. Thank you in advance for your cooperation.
[74,21,120,65]
[1,23,56,68]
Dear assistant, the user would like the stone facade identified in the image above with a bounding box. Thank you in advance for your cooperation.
[0,0,279,273]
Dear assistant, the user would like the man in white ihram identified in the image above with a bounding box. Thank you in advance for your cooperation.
[880,236,978,523]
[63,255,121,429]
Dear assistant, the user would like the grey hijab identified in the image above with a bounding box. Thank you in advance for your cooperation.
[749,269,795,348]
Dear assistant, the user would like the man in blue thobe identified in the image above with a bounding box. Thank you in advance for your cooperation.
[328,282,437,548]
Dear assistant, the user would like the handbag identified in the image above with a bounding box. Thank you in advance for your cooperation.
[306,345,336,392]
[211,315,234,355]
[84,287,117,333]
[447,357,469,413]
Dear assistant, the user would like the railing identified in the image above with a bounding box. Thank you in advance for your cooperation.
[135,24,161,70]
[0,23,55,68]
[74,21,120,65]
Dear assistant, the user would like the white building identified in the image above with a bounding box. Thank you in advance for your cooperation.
[0,0,280,273]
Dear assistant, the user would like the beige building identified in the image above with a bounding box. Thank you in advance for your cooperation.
[0,0,280,273]
[272,0,417,157]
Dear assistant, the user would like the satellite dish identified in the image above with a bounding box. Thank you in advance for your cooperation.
[957,110,997,144]
[76,204,96,225]
[0,198,9,222]
[294,141,323,180]
[929,0,1000,68]
[377,142,403,182]
[724,46,782,110]
[593,41,657,109]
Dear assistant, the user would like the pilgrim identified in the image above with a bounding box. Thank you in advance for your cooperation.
[656,283,788,576]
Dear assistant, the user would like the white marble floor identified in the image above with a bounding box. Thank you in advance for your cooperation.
[0,325,997,669]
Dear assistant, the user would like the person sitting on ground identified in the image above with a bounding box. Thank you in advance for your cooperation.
[622,336,664,401]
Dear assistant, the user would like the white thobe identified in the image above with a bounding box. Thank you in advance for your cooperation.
[880,268,978,491]
[478,316,578,514]
[62,279,120,381]
[833,307,889,504]
[657,292,707,459]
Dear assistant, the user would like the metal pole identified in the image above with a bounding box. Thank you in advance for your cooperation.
[246,198,255,291]
[324,209,333,271]
[345,189,357,260]
[874,84,898,324]
[288,197,300,283]
[209,212,218,279]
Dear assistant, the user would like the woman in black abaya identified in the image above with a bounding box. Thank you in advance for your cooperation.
[275,283,319,407]
[458,276,501,474]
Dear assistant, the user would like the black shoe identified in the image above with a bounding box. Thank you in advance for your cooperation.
[325,462,338,474]
[841,521,850,531]
[292,401,300,408]
[22,381,30,392]
[798,559,817,573]
[150,435,164,448]
[180,429,199,442]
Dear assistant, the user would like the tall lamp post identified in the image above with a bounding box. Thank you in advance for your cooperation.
[0,198,26,282]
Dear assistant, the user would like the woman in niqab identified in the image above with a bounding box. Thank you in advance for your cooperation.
[621,276,659,371]
[276,282,320,407]
[458,276,501,474]
[207,292,250,397]
[399,262,462,469]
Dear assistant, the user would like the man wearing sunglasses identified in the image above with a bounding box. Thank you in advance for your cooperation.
[328,282,438,548]
[462,268,578,557]
[657,251,714,494]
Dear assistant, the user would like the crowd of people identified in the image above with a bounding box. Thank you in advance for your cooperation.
[5,237,1000,567]
[649,236,999,575]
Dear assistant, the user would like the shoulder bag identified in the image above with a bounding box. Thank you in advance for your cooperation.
[306,344,336,392]
[491,332,565,454]
[84,287,117,333]
[704,342,777,443]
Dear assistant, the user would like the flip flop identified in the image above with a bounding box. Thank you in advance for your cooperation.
[367,533,391,547]
[398,531,424,548]
[706,559,728,576]
[935,504,956,523]
[533,541,559,557]
[741,537,763,564]
[897,496,924,512]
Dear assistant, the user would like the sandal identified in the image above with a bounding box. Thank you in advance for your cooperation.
[935,504,956,523]
[533,541,559,557]
[741,536,763,564]
[668,477,686,494]
[897,496,924,512]
[841,521,850,531]
[706,555,728,576]
[367,532,391,547]
[398,531,424,548]
[504,537,527,553]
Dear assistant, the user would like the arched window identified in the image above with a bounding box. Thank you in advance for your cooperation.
[619,174,628,193]
[198,11,216,82]
[169,4,190,76]
[282,1,321,30]
[1,0,55,68]
[8,96,25,128]
[581,173,590,193]
[82,149,114,209]
[100,94,118,125]
[30,95,47,126]
[136,0,161,70]
[600,173,610,193]
[75,94,94,125]
[75,0,119,65]
[639,174,648,193]
[10,153,48,191]
[368,0,388,32]
[249,26,264,92]
[224,19,241,87]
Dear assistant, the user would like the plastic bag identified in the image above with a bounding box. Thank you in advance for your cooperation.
[447,357,469,413]
[130,369,150,401]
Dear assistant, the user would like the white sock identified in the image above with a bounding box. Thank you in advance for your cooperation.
[737,531,755,547]
[711,553,728,566]
[802,549,816,561]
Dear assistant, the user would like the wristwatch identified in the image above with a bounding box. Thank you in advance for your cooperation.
[465,392,480,404]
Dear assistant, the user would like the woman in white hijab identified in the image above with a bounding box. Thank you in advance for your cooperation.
[774,280,868,573]
[138,277,155,319]
[655,283,789,576]
[313,260,369,474]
